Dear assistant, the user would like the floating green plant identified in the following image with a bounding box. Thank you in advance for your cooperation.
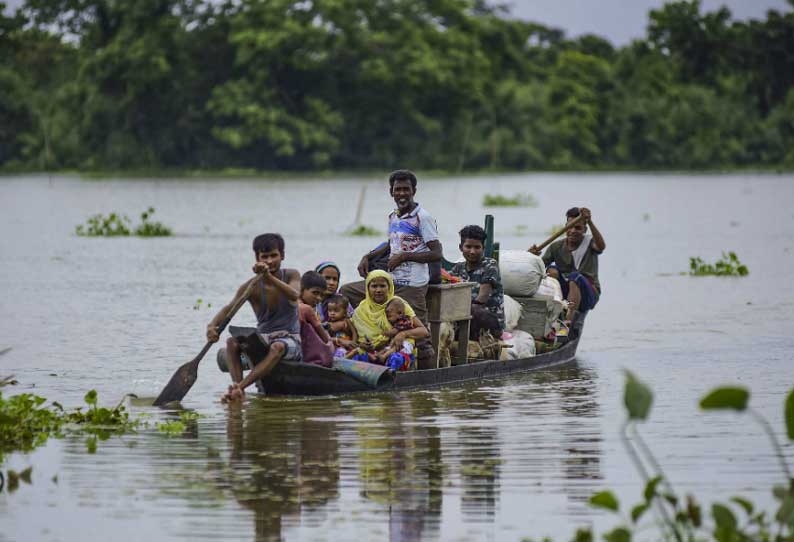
[76,207,172,237]
[0,389,140,466]
[689,252,749,276]
[134,207,172,237]
[193,298,212,310]
[346,224,381,236]
[482,193,538,207]
[75,212,131,236]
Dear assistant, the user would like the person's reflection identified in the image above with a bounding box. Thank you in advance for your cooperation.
[555,364,602,508]
[354,394,443,542]
[226,398,341,542]
[437,387,501,522]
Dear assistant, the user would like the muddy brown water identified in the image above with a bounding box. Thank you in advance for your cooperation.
[1,173,793,541]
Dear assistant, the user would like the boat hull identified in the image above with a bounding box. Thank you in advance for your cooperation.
[253,334,580,396]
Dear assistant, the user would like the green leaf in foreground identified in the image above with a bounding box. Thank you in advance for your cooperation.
[603,527,631,542]
[700,387,749,411]
[712,503,738,530]
[631,503,649,523]
[785,389,794,440]
[624,371,653,420]
[589,490,620,512]
[643,475,662,501]
[730,496,754,515]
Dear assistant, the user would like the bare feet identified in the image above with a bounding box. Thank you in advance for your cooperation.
[221,383,245,403]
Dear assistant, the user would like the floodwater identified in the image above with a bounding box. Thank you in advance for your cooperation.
[1,172,793,542]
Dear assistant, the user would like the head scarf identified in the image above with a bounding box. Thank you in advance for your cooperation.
[315,261,341,280]
[351,270,415,347]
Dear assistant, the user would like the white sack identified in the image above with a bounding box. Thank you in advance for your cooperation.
[504,329,536,359]
[503,294,522,331]
[500,250,545,297]
[533,276,563,302]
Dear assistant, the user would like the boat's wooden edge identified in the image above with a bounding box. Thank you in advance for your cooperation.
[258,334,580,396]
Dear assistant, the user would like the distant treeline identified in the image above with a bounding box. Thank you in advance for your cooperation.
[1,0,793,172]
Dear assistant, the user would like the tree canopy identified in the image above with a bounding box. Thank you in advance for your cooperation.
[1,0,793,172]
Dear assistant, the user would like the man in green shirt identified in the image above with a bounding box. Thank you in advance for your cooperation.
[530,207,605,323]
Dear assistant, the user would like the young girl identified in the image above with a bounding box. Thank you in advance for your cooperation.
[315,262,354,323]
[377,298,419,371]
[324,294,357,358]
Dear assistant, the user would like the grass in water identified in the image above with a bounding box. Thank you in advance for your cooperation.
[689,252,749,276]
[346,224,381,236]
[76,207,172,237]
[482,193,538,207]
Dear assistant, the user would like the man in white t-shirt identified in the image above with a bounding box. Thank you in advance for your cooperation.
[340,170,442,323]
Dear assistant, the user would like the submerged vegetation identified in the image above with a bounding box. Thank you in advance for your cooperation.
[483,193,539,207]
[524,374,794,542]
[689,252,749,276]
[1,1,793,173]
[345,225,381,237]
[76,207,172,237]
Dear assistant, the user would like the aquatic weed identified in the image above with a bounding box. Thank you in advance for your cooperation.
[75,207,172,237]
[482,193,538,207]
[345,224,381,236]
[134,207,172,237]
[689,252,749,276]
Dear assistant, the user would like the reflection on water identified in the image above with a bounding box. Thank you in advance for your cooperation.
[3,173,794,541]
[127,362,598,542]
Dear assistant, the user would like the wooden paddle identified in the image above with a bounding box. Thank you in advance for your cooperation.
[153,273,263,406]
[528,213,587,253]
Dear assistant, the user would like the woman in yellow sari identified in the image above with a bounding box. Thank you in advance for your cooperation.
[351,270,428,365]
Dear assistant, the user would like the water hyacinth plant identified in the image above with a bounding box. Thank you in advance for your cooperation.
[483,193,539,207]
[689,252,749,276]
[76,207,172,237]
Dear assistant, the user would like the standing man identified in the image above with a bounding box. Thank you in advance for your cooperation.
[530,207,605,323]
[341,169,442,324]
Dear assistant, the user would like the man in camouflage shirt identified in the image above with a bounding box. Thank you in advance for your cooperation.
[450,225,505,339]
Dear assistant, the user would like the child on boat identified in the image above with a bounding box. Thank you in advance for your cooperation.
[298,271,333,366]
[323,293,357,357]
[377,298,418,371]
[450,225,505,340]
[315,261,354,323]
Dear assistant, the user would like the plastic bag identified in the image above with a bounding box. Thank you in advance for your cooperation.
[533,276,563,302]
[503,294,522,331]
[504,329,536,359]
[500,250,545,297]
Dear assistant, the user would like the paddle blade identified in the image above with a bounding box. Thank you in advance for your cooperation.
[153,358,199,406]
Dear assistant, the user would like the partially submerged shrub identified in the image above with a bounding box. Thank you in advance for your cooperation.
[483,193,538,207]
[346,224,381,236]
[689,252,749,276]
[75,212,131,236]
[134,207,172,237]
[76,207,172,237]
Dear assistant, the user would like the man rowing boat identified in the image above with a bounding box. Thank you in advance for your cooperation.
[206,233,302,402]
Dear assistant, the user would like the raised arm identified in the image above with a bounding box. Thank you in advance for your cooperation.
[580,208,605,252]
[262,266,300,302]
[388,240,442,270]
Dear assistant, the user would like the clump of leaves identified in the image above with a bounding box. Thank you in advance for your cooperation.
[75,212,131,236]
[689,252,749,276]
[483,193,538,207]
[134,207,172,237]
[76,207,172,237]
[346,224,380,236]
[0,389,140,466]
[156,411,203,437]
[553,375,794,542]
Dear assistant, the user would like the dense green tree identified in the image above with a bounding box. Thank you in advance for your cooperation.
[1,0,792,172]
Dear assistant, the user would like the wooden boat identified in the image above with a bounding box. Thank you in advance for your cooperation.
[216,317,583,396]
[216,214,584,396]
